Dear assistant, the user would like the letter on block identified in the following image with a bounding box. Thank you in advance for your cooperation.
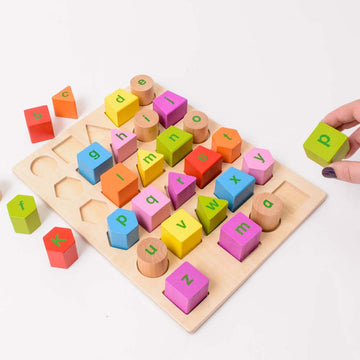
[111,129,137,163]
[52,86,78,119]
[101,162,139,207]
[168,172,196,209]
[137,149,164,186]
[134,108,159,142]
[43,227,78,268]
[130,74,155,106]
[184,145,223,189]
[165,261,209,314]
[131,185,171,232]
[153,90,187,129]
[211,127,242,163]
[24,105,54,143]
[219,212,261,261]
[303,122,350,167]
[105,88,139,127]
[77,142,113,185]
[7,195,41,234]
[161,209,202,259]
[156,126,193,167]
[183,110,209,144]
[214,167,255,212]
[107,208,139,250]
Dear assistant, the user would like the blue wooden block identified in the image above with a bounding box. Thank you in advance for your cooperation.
[214,167,255,212]
[77,142,113,185]
[107,208,139,250]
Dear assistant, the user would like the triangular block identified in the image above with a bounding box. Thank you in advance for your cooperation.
[196,195,228,234]
[168,172,196,209]
[137,149,164,186]
[52,86,78,119]
[111,129,137,163]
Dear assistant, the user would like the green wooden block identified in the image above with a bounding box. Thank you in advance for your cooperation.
[156,126,193,167]
[303,122,350,167]
[196,195,228,234]
[7,195,41,234]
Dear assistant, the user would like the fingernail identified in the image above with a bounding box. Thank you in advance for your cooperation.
[322,167,337,178]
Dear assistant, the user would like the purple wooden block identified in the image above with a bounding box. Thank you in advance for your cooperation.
[219,212,261,261]
[152,90,187,129]
[165,261,209,314]
[111,129,137,163]
[168,172,196,209]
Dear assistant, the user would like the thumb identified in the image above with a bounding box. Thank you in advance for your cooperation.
[322,161,360,183]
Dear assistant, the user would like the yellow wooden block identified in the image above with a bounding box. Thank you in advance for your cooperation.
[105,88,139,127]
[137,149,164,186]
[161,209,202,259]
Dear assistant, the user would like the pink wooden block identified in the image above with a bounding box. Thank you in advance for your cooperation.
[242,147,274,185]
[168,172,196,209]
[111,129,137,163]
[165,261,209,314]
[131,185,171,232]
[219,212,261,261]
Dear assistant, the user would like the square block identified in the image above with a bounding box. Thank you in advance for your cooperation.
[219,212,261,261]
[77,142,113,185]
[156,126,193,167]
[168,172,196,209]
[165,261,209,314]
[137,149,164,186]
[303,122,350,167]
[101,162,139,207]
[111,129,137,163]
[211,127,242,163]
[242,148,274,185]
[184,145,223,189]
[131,185,171,232]
[214,167,255,212]
[153,90,187,128]
[161,209,202,259]
[52,86,78,119]
[105,88,139,127]
[24,105,54,143]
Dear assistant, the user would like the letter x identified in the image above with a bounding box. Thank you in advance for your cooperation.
[229,175,240,184]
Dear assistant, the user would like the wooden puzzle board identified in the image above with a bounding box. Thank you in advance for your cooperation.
[13,82,326,333]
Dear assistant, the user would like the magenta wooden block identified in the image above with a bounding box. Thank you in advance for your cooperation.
[165,261,209,314]
[242,147,274,185]
[131,185,171,232]
[168,172,196,209]
[111,129,137,163]
[152,90,187,128]
[219,212,261,261]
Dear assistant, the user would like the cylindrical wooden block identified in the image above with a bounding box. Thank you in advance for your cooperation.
[130,74,155,106]
[183,110,209,143]
[134,108,159,142]
[137,237,168,278]
[251,192,283,231]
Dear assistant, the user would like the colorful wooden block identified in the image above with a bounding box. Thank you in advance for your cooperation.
[242,147,274,185]
[136,237,168,278]
[165,261,209,314]
[214,167,255,212]
[77,142,113,185]
[211,127,242,163]
[7,194,41,234]
[219,212,261,261]
[156,126,193,167]
[184,145,223,188]
[101,162,139,207]
[153,90,187,128]
[168,172,196,209]
[43,227,78,268]
[107,208,139,250]
[105,88,139,127]
[24,105,54,143]
[131,185,171,232]
[161,209,202,259]
[183,110,209,143]
[130,74,155,106]
[110,129,137,163]
[137,149,164,186]
[303,122,350,167]
[52,86,78,119]
[134,108,159,142]
[196,195,228,234]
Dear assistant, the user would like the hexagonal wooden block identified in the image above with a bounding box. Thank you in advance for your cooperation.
[211,127,242,163]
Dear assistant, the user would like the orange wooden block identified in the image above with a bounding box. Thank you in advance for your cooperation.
[52,86,78,119]
[211,127,242,163]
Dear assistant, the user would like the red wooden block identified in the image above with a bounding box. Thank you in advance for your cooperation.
[24,105,54,143]
[184,145,223,188]
[43,227,78,269]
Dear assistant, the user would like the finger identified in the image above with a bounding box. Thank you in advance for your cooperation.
[322,161,360,183]
[322,99,360,130]
[337,120,359,132]
[345,127,360,158]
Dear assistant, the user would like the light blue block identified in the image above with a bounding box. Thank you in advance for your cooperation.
[214,167,255,212]
[107,208,139,250]
[77,142,113,185]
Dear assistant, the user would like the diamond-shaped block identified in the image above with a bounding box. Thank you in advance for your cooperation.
[211,127,242,163]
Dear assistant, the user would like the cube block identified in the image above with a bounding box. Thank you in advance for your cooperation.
[168,172,196,209]
[24,105,54,143]
[52,86,78,119]
[137,149,164,186]
[111,129,137,163]
[211,127,242,163]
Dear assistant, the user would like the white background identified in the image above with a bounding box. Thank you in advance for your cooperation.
[1,1,360,359]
